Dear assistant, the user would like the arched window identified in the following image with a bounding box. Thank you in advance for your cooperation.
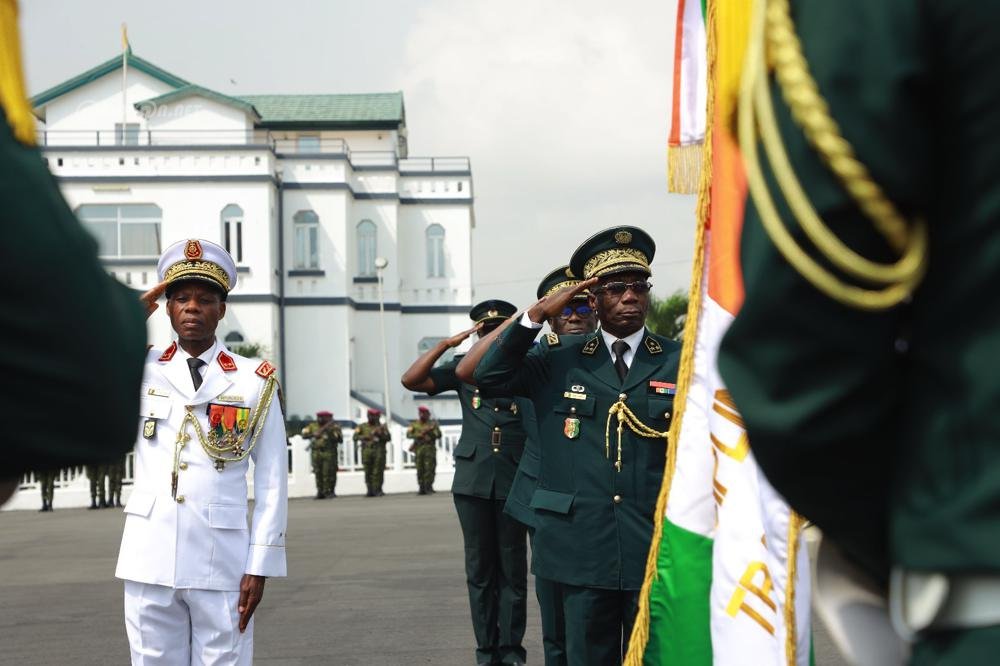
[224,331,245,343]
[357,220,377,277]
[426,224,445,278]
[293,210,319,269]
[221,204,244,262]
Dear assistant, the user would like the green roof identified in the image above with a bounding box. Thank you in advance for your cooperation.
[31,53,189,110]
[236,93,404,128]
[135,85,261,120]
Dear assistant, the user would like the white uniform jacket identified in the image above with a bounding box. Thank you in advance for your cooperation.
[116,340,288,591]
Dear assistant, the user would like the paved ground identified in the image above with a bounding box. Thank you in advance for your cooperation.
[0,493,848,665]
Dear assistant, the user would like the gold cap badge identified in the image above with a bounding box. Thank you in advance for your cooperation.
[184,239,203,260]
[614,230,633,245]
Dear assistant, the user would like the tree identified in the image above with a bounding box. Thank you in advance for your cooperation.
[229,342,266,359]
[645,290,689,341]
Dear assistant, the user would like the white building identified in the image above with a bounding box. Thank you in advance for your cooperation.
[5,53,475,509]
[31,52,473,427]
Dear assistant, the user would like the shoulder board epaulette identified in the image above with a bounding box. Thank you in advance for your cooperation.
[581,336,600,356]
[158,341,178,362]
[644,336,663,355]
[217,351,238,372]
[255,360,277,378]
[545,332,560,347]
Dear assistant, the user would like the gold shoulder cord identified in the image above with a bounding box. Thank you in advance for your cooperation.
[171,376,279,494]
[605,395,669,472]
[738,0,928,311]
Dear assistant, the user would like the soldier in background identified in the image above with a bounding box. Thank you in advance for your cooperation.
[36,468,56,512]
[407,407,441,495]
[86,463,108,509]
[354,408,391,497]
[302,411,341,499]
[108,454,126,508]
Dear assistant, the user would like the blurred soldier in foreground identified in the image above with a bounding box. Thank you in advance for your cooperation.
[406,407,441,495]
[717,1,1000,663]
[355,408,391,497]
[302,410,341,499]
[0,2,146,506]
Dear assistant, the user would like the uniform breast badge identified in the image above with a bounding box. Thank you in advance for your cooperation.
[472,388,482,409]
[143,419,156,439]
[564,406,581,439]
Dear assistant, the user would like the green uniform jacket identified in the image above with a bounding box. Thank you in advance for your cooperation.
[503,399,541,529]
[718,1,1000,579]
[429,357,527,500]
[475,326,680,590]
[353,423,391,447]
[302,422,342,450]
[1,113,146,476]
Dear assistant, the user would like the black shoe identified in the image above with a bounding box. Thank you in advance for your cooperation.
[99,499,108,509]
[88,500,98,510]
[376,490,385,497]
[328,491,336,498]
[418,488,427,495]
[39,505,47,512]
[315,493,326,500]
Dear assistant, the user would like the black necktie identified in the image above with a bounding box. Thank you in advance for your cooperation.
[612,339,630,383]
[187,358,206,391]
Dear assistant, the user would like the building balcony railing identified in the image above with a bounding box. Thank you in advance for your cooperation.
[36,130,470,173]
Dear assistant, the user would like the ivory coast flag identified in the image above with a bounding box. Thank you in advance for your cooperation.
[667,0,707,193]
[626,1,811,663]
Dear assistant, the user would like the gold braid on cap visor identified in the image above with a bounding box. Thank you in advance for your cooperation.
[543,280,584,298]
[583,249,651,279]
[163,261,232,292]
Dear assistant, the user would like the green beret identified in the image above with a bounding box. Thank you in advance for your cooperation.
[569,226,655,280]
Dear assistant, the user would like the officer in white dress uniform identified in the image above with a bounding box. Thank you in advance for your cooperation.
[116,239,288,666]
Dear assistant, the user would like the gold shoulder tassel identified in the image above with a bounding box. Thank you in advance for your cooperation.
[0,0,36,146]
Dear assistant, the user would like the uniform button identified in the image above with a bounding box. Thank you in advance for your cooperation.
[494,407,500,412]
[493,448,500,454]
[179,462,188,470]
[176,495,186,504]
[664,412,671,420]
[613,494,622,504]
[619,393,627,400]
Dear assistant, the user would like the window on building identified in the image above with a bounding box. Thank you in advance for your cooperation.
[357,220,377,277]
[221,204,244,263]
[293,210,320,269]
[297,135,321,153]
[224,331,245,343]
[115,123,140,146]
[426,224,446,278]
[77,204,161,258]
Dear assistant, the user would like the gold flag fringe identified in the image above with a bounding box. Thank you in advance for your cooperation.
[784,512,806,666]
[667,142,704,194]
[624,0,718,662]
[0,0,35,145]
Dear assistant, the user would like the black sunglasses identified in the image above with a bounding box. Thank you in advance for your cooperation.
[594,281,652,296]
[558,304,594,319]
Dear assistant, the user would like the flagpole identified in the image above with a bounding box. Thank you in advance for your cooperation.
[121,23,128,146]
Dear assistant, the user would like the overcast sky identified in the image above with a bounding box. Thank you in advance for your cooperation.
[21,0,696,306]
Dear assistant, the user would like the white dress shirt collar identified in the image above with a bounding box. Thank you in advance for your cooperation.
[600,326,645,369]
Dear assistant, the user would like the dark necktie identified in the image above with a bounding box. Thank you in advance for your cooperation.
[612,339,630,383]
[187,357,206,391]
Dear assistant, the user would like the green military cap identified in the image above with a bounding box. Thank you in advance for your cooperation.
[469,299,517,325]
[536,265,590,301]
[569,226,656,280]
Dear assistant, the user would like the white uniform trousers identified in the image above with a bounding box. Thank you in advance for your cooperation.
[124,581,253,666]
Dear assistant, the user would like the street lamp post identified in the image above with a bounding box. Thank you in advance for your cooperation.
[374,257,394,457]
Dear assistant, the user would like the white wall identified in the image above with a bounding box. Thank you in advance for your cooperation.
[42,69,173,135]
[144,94,254,134]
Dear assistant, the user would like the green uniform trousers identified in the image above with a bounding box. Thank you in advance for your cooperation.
[108,458,125,505]
[311,448,334,496]
[86,465,107,503]
[37,470,55,506]
[414,444,437,491]
[913,626,1000,665]
[453,493,528,665]
[561,584,639,666]
[362,445,386,492]
[535,575,566,666]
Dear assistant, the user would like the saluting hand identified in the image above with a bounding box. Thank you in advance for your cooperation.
[526,277,598,324]
[446,322,483,348]
[238,573,266,633]
[139,281,168,319]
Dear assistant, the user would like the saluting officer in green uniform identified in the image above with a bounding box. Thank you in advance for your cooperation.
[0,8,147,506]
[36,468,56,512]
[406,407,441,495]
[716,2,1000,663]
[474,228,680,665]
[402,300,529,666]
[302,410,342,499]
[354,408,391,497]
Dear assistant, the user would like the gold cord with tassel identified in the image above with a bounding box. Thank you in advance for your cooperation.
[0,0,36,145]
